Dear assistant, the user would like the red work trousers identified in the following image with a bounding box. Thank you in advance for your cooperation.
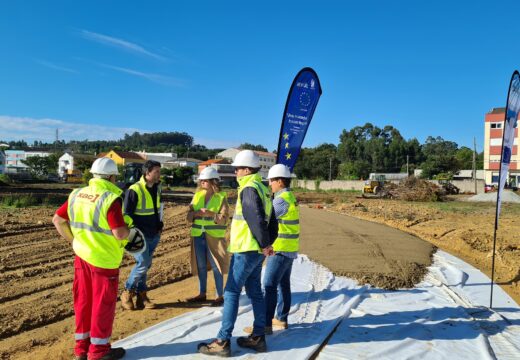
[73,256,119,360]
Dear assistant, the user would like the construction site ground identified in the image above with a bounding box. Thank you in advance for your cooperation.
[0,188,519,359]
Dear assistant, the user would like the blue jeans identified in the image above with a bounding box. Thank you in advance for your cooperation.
[217,252,265,341]
[263,254,294,326]
[125,233,161,292]
[194,234,224,297]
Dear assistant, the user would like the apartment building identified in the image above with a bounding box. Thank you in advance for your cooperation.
[483,107,519,185]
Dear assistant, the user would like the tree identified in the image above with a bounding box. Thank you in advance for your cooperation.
[420,136,460,179]
[75,157,94,173]
[239,143,268,152]
[161,166,194,186]
[337,123,414,179]
[21,156,55,178]
[294,144,339,180]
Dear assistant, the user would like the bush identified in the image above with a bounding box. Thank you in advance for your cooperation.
[0,174,12,184]
[2,195,38,208]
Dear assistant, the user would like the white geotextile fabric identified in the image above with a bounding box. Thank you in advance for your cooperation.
[317,251,520,360]
[114,255,365,359]
[114,252,520,359]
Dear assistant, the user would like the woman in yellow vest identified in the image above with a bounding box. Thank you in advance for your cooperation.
[186,166,229,306]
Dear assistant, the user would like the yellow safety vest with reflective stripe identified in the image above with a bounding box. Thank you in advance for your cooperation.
[191,190,227,238]
[128,176,161,216]
[229,173,272,253]
[273,190,299,252]
[68,178,126,269]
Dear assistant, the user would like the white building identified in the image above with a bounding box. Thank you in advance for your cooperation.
[135,151,177,165]
[58,152,95,177]
[216,148,276,179]
[163,157,201,169]
[4,150,51,173]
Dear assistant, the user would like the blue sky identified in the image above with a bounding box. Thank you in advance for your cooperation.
[1,1,519,152]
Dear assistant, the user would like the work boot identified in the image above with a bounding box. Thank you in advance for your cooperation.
[236,334,267,352]
[272,318,289,329]
[197,339,231,357]
[243,325,273,335]
[97,347,126,360]
[136,291,156,309]
[211,296,224,307]
[186,294,207,303]
[121,289,135,311]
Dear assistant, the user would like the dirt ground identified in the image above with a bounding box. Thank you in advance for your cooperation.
[295,191,520,305]
[1,190,519,359]
[299,206,435,289]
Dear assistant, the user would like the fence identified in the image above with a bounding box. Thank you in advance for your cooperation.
[294,179,486,194]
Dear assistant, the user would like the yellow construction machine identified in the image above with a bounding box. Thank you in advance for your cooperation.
[65,169,83,183]
[362,174,386,197]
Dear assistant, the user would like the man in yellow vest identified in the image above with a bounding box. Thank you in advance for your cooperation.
[198,150,276,357]
[244,163,298,335]
[52,158,145,360]
[121,160,163,310]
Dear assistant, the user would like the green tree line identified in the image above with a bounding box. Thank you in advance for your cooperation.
[294,123,483,180]
[3,125,483,181]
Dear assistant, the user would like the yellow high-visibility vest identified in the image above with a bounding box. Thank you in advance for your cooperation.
[228,173,272,253]
[272,190,299,252]
[191,190,227,238]
[127,176,161,216]
[68,178,126,269]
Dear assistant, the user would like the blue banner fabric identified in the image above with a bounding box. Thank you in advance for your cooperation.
[497,71,520,219]
[276,67,322,171]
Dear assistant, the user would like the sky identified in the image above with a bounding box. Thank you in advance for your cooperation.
[1,0,520,152]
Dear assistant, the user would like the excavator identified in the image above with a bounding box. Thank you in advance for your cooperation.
[119,162,143,190]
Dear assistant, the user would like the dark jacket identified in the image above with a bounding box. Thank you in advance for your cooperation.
[124,183,162,237]
[240,187,278,249]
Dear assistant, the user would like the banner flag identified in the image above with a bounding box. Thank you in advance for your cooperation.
[496,71,520,220]
[276,67,322,171]
[491,70,520,308]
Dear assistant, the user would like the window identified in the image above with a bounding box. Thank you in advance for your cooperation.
[491,123,503,129]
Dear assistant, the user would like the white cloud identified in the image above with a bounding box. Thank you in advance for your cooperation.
[99,63,185,87]
[35,60,78,73]
[80,30,167,61]
[0,116,144,143]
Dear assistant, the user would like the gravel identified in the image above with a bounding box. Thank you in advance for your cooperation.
[466,190,520,203]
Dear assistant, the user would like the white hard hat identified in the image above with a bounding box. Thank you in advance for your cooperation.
[231,150,260,168]
[91,158,119,175]
[199,167,220,180]
[125,227,147,255]
[268,164,291,179]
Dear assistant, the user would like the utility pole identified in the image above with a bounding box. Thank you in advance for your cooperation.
[406,155,409,177]
[473,137,477,194]
[55,128,59,152]
[329,157,332,181]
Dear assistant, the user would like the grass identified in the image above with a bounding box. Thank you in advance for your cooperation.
[1,194,66,208]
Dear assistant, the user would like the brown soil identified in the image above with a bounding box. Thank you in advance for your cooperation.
[299,206,434,289]
[1,190,519,359]
[329,196,520,305]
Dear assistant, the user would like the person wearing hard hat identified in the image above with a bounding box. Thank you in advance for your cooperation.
[244,163,298,336]
[186,166,229,306]
[198,149,276,357]
[121,160,163,310]
[52,157,145,360]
